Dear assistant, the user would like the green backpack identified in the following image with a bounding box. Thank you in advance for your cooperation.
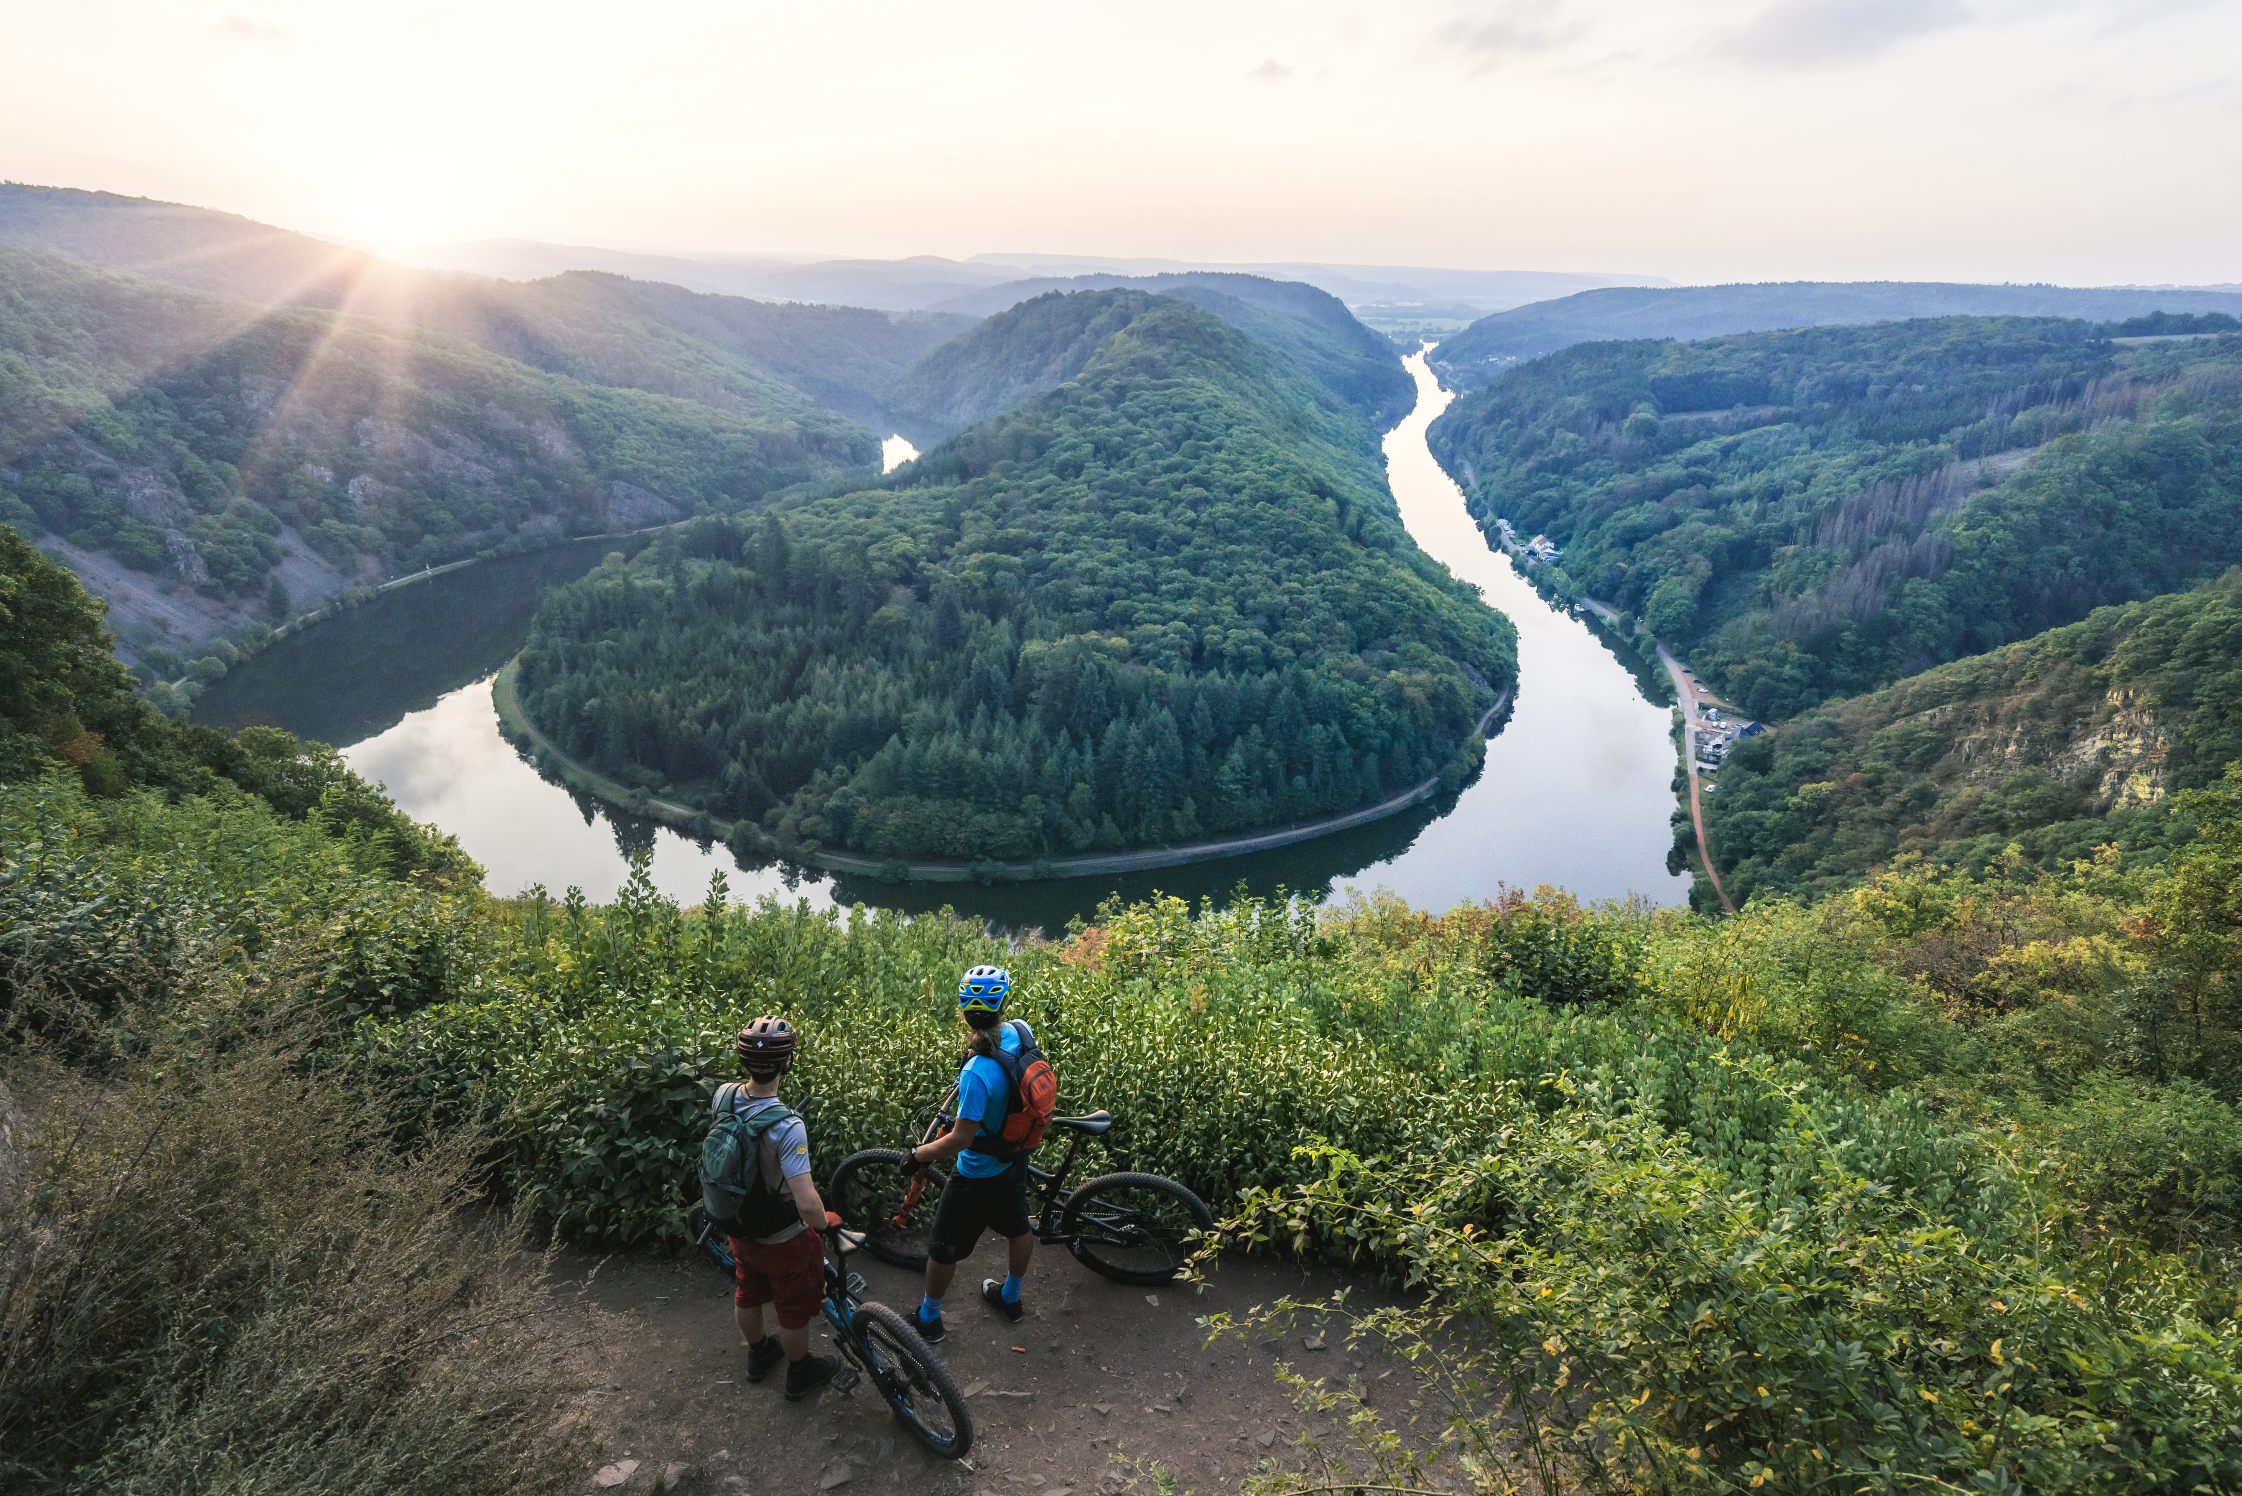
[699,1084,803,1240]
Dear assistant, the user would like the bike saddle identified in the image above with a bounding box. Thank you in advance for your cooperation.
[1050,1110,1113,1135]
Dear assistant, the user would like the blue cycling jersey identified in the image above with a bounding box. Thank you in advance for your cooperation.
[955,1020,1033,1178]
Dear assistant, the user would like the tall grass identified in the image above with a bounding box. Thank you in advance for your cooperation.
[0,955,579,1495]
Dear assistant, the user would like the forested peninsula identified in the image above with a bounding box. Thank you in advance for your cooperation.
[514,290,1515,867]
[1428,319,2242,720]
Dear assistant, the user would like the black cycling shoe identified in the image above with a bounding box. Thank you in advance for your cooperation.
[914,1311,946,1344]
[982,1279,1026,1323]
[785,1353,842,1401]
[743,1337,786,1383]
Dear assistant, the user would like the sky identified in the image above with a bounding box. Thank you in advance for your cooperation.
[3,0,2238,285]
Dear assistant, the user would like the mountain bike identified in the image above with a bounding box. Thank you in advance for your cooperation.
[827,1094,1214,1286]
[686,1209,973,1459]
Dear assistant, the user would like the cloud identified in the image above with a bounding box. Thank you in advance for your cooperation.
[1430,1,1592,73]
[1246,58,1294,82]
[1707,0,1969,69]
[205,14,287,43]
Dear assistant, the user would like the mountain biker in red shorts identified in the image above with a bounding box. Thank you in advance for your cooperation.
[726,1017,843,1400]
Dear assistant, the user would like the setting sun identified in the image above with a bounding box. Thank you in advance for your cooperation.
[347,165,449,246]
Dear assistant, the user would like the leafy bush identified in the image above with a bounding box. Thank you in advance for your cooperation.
[1208,1064,2242,1495]
[0,774,483,1026]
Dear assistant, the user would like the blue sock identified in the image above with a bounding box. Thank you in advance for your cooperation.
[919,1293,943,1323]
[1001,1274,1023,1304]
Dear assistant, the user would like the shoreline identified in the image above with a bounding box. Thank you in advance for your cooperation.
[1576,597,1738,915]
[493,656,1512,885]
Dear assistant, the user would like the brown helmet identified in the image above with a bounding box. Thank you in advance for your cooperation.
[735,1016,797,1077]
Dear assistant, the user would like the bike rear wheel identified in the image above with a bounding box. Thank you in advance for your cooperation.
[1060,1172,1213,1285]
[852,1301,974,1458]
[830,1149,941,1270]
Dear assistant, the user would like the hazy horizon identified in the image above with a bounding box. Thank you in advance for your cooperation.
[5,0,2238,288]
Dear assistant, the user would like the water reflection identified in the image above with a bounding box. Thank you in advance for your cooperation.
[193,535,653,748]
[208,350,1689,922]
[882,433,920,473]
[341,679,755,904]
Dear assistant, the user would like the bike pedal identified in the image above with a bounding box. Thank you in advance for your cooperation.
[830,1364,860,1393]
[845,1273,867,1297]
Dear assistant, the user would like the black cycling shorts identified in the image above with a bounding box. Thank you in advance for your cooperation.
[927,1164,1032,1264]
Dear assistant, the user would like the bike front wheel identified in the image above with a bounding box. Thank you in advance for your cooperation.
[829,1149,941,1270]
[1059,1172,1214,1285]
[851,1301,974,1459]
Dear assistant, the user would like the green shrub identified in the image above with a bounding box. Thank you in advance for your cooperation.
[1208,1061,2242,1496]
[0,775,484,1029]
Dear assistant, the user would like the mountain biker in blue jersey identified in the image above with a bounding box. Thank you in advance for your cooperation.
[903,965,1036,1341]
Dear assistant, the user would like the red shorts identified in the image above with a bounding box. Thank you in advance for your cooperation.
[730,1230,825,1329]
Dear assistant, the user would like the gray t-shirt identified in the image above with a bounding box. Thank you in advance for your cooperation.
[731,1092,812,1245]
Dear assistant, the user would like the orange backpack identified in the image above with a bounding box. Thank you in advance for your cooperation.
[981,1021,1058,1160]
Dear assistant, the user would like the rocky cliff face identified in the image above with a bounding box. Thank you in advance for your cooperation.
[1936,682,2171,812]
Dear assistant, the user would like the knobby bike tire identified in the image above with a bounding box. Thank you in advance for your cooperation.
[830,1149,942,1270]
[686,1203,737,1274]
[851,1301,974,1459]
[1059,1172,1214,1285]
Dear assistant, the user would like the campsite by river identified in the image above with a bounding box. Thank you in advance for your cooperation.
[193,350,1689,928]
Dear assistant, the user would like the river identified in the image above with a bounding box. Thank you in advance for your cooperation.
[193,360,1687,924]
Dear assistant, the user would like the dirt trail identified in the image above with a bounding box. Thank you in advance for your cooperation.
[554,1242,1412,1496]
[1651,643,1738,915]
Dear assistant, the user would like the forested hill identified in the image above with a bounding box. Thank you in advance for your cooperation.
[1700,570,2242,907]
[1432,280,2242,387]
[1427,318,2242,720]
[0,247,869,667]
[900,271,1412,433]
[516,294,1516,865]
[0,184,972,433]
[884,290,1157,437]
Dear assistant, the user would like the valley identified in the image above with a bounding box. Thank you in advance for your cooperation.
[9,179,2242,1496]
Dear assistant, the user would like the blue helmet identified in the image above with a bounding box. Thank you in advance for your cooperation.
[958,964,1012,1014]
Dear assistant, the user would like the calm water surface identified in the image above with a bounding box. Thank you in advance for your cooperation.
[199,352,1687,923]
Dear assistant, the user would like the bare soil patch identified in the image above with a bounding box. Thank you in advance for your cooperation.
[552,1242,1405,1496]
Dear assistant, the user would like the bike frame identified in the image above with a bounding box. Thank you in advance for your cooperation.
[903,1087,1098,1247]
[817,1227,872,1389]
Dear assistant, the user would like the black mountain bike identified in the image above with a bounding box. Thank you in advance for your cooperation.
[828,1094,1213,1286]
[686,1210,973,1459]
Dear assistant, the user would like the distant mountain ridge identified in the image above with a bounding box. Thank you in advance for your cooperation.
[0,184,972,434]
[304,229,1664,321]
[1434,281,2242,388]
